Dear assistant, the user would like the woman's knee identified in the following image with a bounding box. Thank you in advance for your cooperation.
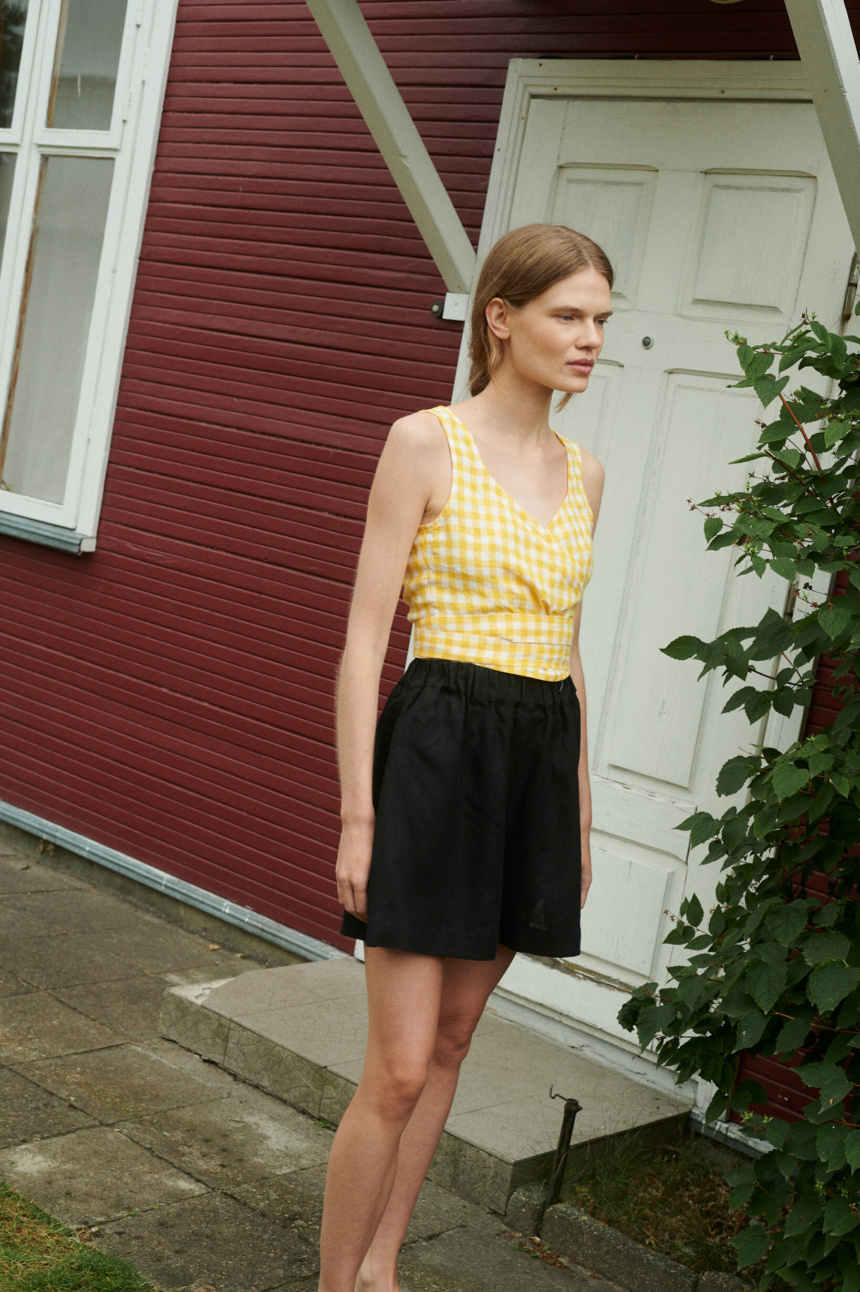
[363,1057,429,1120]
[433,1011,480,1070]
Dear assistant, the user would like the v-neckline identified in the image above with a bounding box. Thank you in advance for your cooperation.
[445,409,571,533]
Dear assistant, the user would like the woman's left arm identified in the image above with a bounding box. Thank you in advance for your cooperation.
[570,448,605,909]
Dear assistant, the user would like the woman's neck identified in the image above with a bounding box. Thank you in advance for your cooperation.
[459,374,555,446]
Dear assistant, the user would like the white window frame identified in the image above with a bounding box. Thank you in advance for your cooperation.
[0,0,179,553]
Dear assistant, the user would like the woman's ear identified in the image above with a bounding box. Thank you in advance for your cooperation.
[485,296,512,342]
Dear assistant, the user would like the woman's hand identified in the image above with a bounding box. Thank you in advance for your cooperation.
[580,827,593,909]
[336,817,375,921]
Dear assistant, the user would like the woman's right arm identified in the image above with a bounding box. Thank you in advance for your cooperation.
[335,411,450,921]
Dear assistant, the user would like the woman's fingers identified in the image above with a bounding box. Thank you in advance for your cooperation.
[337,873,368,921]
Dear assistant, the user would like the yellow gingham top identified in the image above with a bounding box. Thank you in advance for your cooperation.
[404,406,593,682]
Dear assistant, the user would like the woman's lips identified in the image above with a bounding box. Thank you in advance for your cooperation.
[568,360,594,372]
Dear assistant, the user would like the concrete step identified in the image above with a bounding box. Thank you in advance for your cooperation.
[159,958,692,1215]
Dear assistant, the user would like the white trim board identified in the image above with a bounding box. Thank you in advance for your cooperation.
[0,799,344,965]
[785,0,860,252]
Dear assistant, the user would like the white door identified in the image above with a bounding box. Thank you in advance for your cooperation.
[468,63,854,1063]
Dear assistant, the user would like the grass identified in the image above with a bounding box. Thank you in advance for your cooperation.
[0,1181,156,1292]
[559,1130,782,1280]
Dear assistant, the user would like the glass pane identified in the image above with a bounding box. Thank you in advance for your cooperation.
[47,0,127,130]
[0,1,30,128]
[0,155,113,503]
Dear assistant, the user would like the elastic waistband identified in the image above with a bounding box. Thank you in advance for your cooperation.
[402,658,576,708]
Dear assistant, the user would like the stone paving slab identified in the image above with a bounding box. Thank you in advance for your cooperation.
[0,898,68,941]
[0,990,122,1063]
[0,1067,95,1148]
[14,1043,229,1123]
[5,888,140,933]
[0,1126,207,1226]
[0,932,132,989]
[0,857,84,892]
[120,1088,333,1189]
[98,1192,319,1291]
[53,975,175,1039]
[0,967,33,998]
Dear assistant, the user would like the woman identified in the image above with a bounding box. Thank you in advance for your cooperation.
[319,223,613,1292]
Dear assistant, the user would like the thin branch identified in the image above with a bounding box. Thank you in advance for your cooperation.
[779,394,823,472]
[763,450,817,496]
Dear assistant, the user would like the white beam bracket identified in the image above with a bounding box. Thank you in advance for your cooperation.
[305,0,477,294]
[784,0,860,252]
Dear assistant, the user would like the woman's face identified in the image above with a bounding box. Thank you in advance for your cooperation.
[489,266,613,396]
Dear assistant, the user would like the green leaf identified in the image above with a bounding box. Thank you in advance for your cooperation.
[816,1122,847,1169]
[732,1224,770,1267]
[823,1194,859,1236]
[783,1197,821,1238]
[683,893,704,926]
[748,958,787,1012]
[662,635,706,660]
[772,762,809,801]
[678,811,721,848]
[797,1061,852,1105]
[768,901,809,947]
[717,755,755,796]
[846,1129,860,1172]
[754,374,789,407]
[704,516,723,541]
[819,601,852,640]
[747,351,775,380]
[636,1002,676,1048]
[810,318,831,345]
[733,1009,768,1052]
[770,556,796,581]
[774,1015,811,1053]
[802,930,850,965]
[809,962,860,1015]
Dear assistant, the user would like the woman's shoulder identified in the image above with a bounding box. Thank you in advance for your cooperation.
[384,408,451,467]
[571,444,605,524]
[576,444,604,485]
[388,407,446,446]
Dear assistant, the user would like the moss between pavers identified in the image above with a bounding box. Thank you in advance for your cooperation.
[0,1180,156,1292]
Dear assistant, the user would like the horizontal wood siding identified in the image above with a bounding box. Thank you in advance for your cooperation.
[1,1,859,952]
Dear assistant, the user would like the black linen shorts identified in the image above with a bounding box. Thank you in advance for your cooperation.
[340,657,582,961]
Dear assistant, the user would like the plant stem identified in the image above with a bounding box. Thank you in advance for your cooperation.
[779,395,823,472]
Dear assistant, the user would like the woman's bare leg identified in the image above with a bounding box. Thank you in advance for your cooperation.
[356,944,515,1292]
[317,947,445,1292]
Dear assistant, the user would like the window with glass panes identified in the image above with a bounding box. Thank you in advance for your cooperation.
[0,0,176,550]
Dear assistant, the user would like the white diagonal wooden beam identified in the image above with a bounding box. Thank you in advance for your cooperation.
[305,0,477,293]
[784,0,860,250]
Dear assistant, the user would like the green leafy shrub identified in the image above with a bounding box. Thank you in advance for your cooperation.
[618,310,860,1292]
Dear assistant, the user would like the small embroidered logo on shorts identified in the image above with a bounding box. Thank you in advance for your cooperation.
[529,899,548,931]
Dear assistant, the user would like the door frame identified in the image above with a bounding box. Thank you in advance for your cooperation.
[472,58,834,1089]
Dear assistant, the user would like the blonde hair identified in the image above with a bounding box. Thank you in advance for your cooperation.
[468,224,614,399]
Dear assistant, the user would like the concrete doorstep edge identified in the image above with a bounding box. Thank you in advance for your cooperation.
[507,1187,752,1292]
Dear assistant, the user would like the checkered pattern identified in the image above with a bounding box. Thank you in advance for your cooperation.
[404,406,593,682]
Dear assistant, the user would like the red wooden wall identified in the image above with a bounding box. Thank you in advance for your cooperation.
[1,0,859,953]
